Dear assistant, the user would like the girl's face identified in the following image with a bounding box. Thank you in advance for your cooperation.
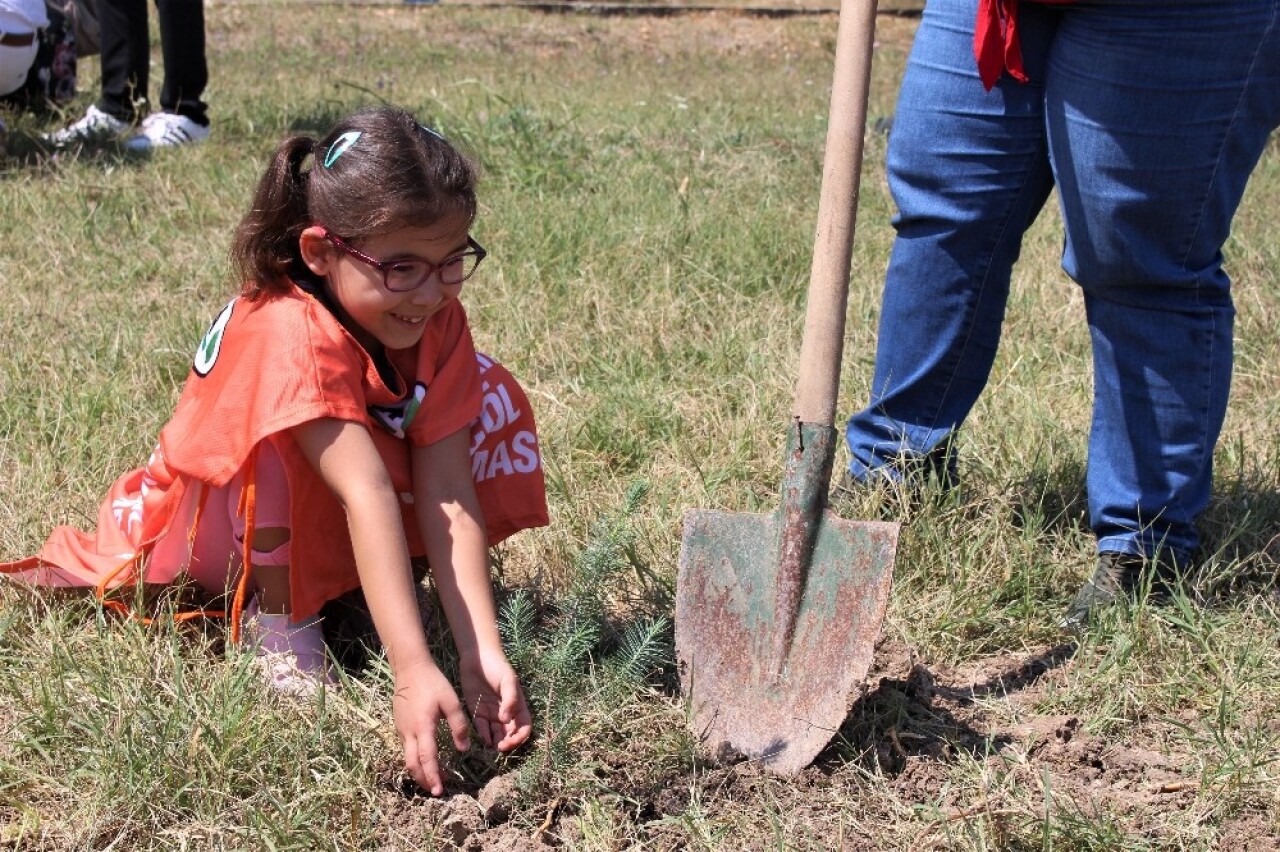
[299,214,473,352]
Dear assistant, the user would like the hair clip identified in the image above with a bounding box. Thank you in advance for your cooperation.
[323,131,362,168]
[418,123,445,141]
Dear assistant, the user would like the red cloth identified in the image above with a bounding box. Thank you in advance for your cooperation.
[975,0,1074,91]
[3,286,549,619]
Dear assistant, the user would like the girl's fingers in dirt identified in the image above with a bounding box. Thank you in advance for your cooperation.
[404,734,444,796]
[514,695,532,730]
[489,716,520,750]
[445,700,472,752]
[505,692,533,748]
[472,715,496,748]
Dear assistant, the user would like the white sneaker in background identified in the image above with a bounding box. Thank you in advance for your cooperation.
[125,112,210,152]
[44,104,131,147]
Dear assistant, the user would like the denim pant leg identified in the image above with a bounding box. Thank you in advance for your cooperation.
[1046,0,1280,561]
[843,0,1059,482]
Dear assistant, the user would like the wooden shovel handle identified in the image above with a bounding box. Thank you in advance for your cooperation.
[793,0,878,427]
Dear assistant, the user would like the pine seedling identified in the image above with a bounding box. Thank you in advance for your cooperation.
[603,615,671,698]
[558,481,649,626]
[496,482,674,796]
[496,588,539,676]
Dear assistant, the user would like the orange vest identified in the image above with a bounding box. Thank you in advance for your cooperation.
[3,285,548,625]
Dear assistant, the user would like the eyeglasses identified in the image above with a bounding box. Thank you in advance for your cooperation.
[320,229,487,292]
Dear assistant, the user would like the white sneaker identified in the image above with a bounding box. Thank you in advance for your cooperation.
[125,112,210,152]
[44,105,132,148]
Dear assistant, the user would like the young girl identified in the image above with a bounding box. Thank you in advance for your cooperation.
[3,105,548,796]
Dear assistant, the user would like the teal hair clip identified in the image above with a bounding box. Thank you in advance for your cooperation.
[323,131,362,168]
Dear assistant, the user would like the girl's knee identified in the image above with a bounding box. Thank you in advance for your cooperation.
[250,526,291,565]
[248,530,292,614]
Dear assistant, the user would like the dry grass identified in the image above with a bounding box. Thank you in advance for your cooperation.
[1,3,1278,849]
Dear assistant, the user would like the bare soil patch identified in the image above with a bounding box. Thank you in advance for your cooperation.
[364,638,1251,849]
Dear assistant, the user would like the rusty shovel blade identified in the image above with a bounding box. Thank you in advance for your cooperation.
[675,0,892,774]
[675,424,898,774]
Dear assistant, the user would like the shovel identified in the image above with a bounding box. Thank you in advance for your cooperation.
[675,0,898,774]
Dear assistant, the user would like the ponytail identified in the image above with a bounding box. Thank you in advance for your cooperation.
[230,135,318,298]
[229,106,480,299]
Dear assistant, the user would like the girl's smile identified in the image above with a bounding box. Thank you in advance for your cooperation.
[299,214,475,352]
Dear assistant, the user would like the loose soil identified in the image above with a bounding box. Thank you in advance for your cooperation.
[368,637,1270,849]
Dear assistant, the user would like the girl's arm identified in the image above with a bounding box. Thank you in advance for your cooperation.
[293,417,471,796]
[412,427,533,753]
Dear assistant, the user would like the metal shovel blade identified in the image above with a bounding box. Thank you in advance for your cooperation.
[675,0,893,774]
[675,425,897,774]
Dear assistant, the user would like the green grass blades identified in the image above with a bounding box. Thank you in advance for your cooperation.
[1,3,1279,849]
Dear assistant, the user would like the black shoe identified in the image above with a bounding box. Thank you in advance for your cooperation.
[1060,552,1147,631]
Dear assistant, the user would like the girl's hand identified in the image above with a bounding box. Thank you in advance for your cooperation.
[459,648,533,752]
[393,660,472,796]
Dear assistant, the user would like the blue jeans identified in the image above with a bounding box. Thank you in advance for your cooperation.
[844,0,1280,562]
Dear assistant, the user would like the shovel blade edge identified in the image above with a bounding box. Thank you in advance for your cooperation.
[675,507,898,774]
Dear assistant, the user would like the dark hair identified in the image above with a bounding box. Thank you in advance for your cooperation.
[230,106,479,298]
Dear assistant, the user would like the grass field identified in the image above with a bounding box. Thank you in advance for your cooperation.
[1,2,1278,849]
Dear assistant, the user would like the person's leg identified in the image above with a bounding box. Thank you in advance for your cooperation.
[230,440,335,688]
[181,445,292,601]
[843,0,1060,486]
[153,0,207,125]
[183,439,333,687]
[1047,0,1280,567]
[94,0,148,121]
[225,438,294,611]
[43,7,79,106]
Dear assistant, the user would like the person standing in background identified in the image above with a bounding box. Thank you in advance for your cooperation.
[839,0,1280,628]
[45,0,209,151]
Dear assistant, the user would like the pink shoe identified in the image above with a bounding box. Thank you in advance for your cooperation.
[241,598,337,694]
